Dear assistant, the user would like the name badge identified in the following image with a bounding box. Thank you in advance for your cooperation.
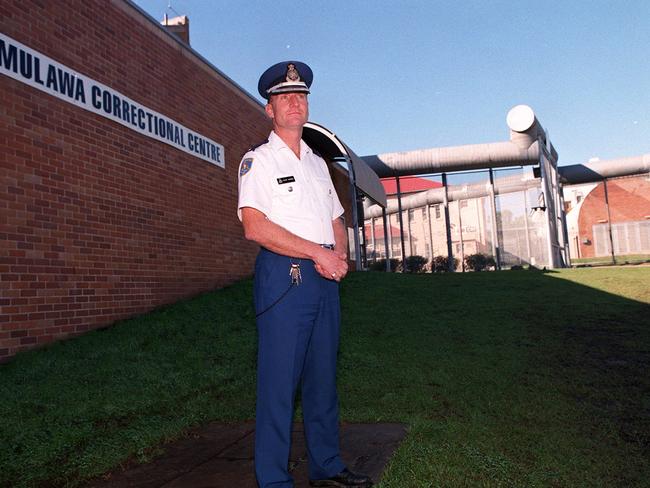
[277,176,296,185]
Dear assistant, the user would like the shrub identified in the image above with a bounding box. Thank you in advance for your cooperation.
[368,258,400,272]
[464,253,496,272]
[404,255,428,273]
[431,255,458,273]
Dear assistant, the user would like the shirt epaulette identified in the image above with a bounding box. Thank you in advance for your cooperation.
[248,139,269,152]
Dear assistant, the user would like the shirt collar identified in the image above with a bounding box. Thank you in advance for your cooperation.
[269,130,312,158]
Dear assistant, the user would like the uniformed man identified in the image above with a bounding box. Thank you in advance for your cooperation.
[237,61,373,488]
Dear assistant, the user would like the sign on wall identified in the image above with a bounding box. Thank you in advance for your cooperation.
[0,32,225,168]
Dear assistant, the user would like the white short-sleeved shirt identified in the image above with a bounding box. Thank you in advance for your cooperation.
[238,131,345,245]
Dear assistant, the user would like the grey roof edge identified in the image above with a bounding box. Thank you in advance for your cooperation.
[120,0,265,112]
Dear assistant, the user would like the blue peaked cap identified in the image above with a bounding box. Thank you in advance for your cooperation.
[258,61,313,100]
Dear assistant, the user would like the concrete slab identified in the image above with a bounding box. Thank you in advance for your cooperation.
[87,422,407,488]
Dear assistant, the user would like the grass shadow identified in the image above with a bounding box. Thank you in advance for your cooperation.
[1,267,649,487]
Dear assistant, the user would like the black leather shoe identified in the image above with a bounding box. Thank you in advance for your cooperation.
[309,468,373,487]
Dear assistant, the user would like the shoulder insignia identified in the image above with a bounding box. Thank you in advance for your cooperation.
[240,158,253,176]
[248,139,269,152]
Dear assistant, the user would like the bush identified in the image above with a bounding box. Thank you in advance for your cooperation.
[464,253,496,272]
[404,255,428,273]
[431,255,458,273]
[368,258,400,272]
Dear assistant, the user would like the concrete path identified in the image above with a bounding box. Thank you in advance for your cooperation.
[87,422,407,488]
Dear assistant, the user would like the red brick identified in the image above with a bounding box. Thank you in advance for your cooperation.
[1,0,355,362]
[577,176,650,258]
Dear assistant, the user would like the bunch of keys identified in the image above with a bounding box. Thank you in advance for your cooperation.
[289,261,302,285]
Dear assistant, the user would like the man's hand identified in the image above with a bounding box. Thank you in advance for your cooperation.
[313,248,348,282]
[322,217,348,281]
[242,207,348,281]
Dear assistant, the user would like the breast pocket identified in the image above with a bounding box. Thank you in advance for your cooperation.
[272,180,301,209]
[314,177,335,215]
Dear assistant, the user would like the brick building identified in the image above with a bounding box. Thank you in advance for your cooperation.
[568,175,650,259]
[0,1,358,361]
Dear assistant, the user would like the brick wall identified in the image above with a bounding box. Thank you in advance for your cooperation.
[577,175,650,258]
[0,0,273,360]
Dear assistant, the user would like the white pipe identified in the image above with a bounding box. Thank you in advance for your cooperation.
[365,178,541,218]
[559,154,650,184]
[362,105,556,178]
[363,141,541,178]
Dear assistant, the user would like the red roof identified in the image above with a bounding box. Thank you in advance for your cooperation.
[364,223,401,238]
[381,177,442,195]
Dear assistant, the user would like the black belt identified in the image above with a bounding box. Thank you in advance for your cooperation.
[320,244,334,250]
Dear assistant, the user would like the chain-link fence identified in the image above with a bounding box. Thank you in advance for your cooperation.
[363,166,563,271]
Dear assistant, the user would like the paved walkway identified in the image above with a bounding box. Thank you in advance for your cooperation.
[87,422,407,488]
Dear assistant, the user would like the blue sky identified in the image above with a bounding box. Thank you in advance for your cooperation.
[133,0,650,166]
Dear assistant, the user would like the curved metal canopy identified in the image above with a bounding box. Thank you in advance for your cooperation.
[302,122,387,207]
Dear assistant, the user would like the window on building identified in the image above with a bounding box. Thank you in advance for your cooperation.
[434,205,441,219]
[460,200,468,208]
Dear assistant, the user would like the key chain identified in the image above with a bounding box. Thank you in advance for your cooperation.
[256,259,301,318]
[289,260,302,285]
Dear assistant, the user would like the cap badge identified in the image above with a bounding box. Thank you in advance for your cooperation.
[286,63,301,82]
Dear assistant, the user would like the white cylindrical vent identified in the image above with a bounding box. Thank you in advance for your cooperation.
[507,104,536,133]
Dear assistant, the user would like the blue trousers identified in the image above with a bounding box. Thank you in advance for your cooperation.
[254,248,345,488]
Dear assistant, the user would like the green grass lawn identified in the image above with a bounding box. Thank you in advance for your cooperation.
[2,267,649,487]
[572,253,650,266]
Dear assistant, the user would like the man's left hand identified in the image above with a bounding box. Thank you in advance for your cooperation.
[314,252,348,282]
